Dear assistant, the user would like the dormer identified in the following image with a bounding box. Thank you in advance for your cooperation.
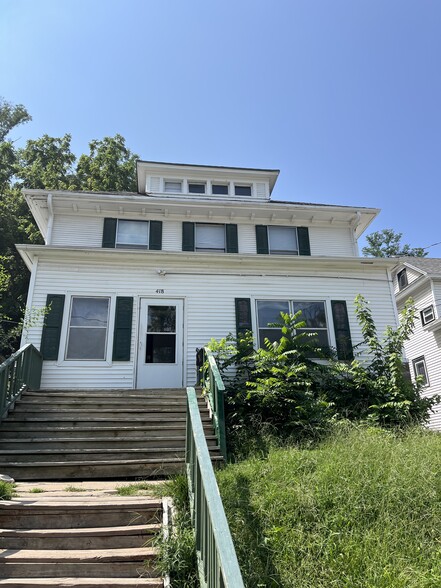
[136,160,280,202]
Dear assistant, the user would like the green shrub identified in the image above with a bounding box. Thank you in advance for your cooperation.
[0,481,15,500]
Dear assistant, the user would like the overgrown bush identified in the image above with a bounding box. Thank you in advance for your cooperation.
[206,295,436,450]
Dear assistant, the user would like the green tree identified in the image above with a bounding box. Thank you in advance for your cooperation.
[76,134,138,192]
[362,228,427,258]
[0,97,32,191]
[16,134,77,190]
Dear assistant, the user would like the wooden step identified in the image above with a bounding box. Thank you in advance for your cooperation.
[0,524,160,550]
[0,579,163,586]
[0,499,162,528]
[0,435,218,450]
[0,425,213,439]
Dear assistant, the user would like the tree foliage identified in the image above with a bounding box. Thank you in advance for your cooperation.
[362,228,427,258]
[0,98,139,355]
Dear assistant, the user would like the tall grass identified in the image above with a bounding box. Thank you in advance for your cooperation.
[217,425,441,588]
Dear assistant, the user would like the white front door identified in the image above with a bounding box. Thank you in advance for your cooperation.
[136,299,184,389]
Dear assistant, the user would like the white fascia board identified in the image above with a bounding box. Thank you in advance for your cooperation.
[24,192,49,240]
[15,244,396,274]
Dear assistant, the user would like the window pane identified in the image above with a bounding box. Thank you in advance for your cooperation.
[257,300,289,327]
[189,183,205,194]
[268,226,298,254]
[164,181,182,192]
[292,301,327,328]
[147,306,176,333]
[146,334,176,363]
[259,328,283,347]
[116,220,148,246]
[195,224,225,251]
[235,185,252,196]
[212,184,229,195]
[66,327,107,359]
[70,298,109,327]
[296,329,329,348]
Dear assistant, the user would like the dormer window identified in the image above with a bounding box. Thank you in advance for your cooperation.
[188,182,206,194]
[421,306,435,326]
[397,269,408,290]
[212,184,229,195]
[164,180,182,193]
[234,184,252,197]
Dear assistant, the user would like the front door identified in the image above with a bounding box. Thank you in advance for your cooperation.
[136,299,184,389]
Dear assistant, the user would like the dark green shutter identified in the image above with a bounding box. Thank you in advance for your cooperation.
[149,221,162,250]
[331,300,354,361]
[226,224,238,253]
[298,227,311,256]
[182,222,195,251]
[102,218,117,248]
[255,225,269,254]
[40,294,65,360]
[235,298,252,337]
[112,297,133,361]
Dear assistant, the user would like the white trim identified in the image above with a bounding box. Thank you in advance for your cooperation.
[20,257,39,347]
[46,193,54,245]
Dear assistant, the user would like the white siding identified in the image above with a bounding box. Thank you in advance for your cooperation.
[51,216,103,247]
[399,286,441,430]
[393,265,423,295]
[27,258,396,390]
[309,227,355,257]
[432,281,441,320]
[162,221,182,251]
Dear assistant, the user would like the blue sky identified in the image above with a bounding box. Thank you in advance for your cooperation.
[1,0,440,253]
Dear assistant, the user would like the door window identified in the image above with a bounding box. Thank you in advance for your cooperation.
[146,305,176,363]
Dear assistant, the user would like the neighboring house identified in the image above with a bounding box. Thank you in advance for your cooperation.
[392,258,441,430]
[17,160,398,390]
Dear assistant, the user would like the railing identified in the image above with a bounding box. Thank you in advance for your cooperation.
[0,344,42,422]
[186,386,245,588]
[197,347,227,460]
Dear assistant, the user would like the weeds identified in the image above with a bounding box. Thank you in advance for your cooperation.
[0,481,15,500]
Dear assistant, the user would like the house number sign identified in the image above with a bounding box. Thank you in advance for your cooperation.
[155,289,165,294]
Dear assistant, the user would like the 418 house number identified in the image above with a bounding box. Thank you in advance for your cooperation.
[155,289,165,294]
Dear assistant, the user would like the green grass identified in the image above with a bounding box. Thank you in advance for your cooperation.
[116,482,159,496]
[28,487,45,493]
[0,481,15,500]
[64,486,86,492]
[217,425,441,588]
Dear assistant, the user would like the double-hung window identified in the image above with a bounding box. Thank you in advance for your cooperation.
[195,223,226,252]
[397,269,408,290]
[66,297,110,360]
[116,220,149,249]
[421,306,435,326]
[413,356,429,386]
[164,180,182,193]
[257,300,329,348]
[268,226,299,255]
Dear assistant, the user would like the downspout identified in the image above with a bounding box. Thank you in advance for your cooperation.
[350,211,362,256]
[46,193,54,245]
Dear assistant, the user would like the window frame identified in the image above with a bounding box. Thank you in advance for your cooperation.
[267,225,299,255]
[115,219,149,249]
[397,268,408,290]
[212,183,229,195]
[421,305,435,326]
[65,295,111,362]
[164,179,183,193]
[412,356,429,387]
[195,222,226,252]
[256,298,331,350]
[234,184,252,197]
[188,182,206,194]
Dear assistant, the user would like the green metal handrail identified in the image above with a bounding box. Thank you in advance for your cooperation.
[0,344,42,423]
[199,347,227,459]
[186,386,245,588]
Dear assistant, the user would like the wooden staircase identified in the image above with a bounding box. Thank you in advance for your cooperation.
[0,490,165,586]
[0,388,222,480]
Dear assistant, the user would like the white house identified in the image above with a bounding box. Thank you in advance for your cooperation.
[17,160,398,390]
[392,258,441,430]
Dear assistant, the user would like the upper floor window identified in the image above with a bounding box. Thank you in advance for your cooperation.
[413,356,429,386]
[257,299,329,349]
[421,305,435,326]
[212,184,229,195]
[234,184,252,197]
[397,268,408,290]
[66,297,110,360]
[188,182,206,194]
[164,180,182,193]
[182,222,238,253]
[116,220,149,249]
[256,225,311,256]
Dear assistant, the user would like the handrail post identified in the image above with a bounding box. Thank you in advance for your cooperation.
[200,347,227,460]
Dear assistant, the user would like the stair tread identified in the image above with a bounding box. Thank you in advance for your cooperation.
[0,436,215,443]
[0,547,156,562]
[0,524,159,537]
[0,579,163,586]
[0,498,161,509]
